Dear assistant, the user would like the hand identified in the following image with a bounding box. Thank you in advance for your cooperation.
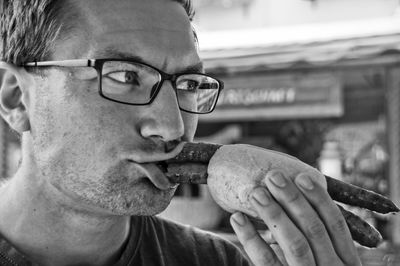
[230,170,362,266]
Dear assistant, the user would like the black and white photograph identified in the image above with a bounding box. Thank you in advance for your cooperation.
[0,0,399,265]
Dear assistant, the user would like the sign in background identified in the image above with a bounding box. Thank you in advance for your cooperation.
[200,72,343,121]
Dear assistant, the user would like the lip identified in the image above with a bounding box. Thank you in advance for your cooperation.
[130,161,178,190]
[122,142,187,164]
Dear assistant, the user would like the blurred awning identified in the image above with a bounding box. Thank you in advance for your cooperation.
[198,16,400,71]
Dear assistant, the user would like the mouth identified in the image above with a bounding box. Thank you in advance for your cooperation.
[129,160,178,190]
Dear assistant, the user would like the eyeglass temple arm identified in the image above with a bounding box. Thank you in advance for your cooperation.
[22,59,96,67]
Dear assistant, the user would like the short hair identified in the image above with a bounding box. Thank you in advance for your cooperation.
[0,0,195,65]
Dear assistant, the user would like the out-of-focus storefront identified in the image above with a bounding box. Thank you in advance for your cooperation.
[161,17,400,262]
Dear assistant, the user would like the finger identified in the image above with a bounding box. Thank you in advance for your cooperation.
[261,230,277,244]
[270,244,289,266]
[264,170,339,266]
[250,187,315,266]
[230,212,282,266]
[295,173,362,266]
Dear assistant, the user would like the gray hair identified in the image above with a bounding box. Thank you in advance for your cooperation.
[0,0,195,65]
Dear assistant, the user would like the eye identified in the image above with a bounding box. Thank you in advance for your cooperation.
[179,79,199,91]
[105,71,139,85]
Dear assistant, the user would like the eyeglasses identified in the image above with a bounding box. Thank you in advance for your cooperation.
[22,59,224,114]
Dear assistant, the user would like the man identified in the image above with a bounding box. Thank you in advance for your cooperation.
[0,0,361,265]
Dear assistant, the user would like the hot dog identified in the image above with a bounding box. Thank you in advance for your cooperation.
[162,142,399,248]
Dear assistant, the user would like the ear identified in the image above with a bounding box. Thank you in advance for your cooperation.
[0,62,31,133]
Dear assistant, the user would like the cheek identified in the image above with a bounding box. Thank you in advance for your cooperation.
[29,73,68,150]
[57,77,126,138]
[30,74,121,160]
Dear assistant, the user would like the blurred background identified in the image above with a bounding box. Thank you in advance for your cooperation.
[1,0,400,265]
[166,0,400,264]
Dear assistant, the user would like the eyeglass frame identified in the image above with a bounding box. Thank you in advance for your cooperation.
[22,58,224,114]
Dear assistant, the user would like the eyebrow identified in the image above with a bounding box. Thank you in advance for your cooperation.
[94,47,204,74]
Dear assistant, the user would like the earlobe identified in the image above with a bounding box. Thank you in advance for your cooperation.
[0,62,31,133]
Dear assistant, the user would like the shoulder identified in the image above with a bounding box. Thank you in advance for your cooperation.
[141,216,251,266]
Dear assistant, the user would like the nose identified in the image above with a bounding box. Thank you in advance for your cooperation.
[139,81,185,144]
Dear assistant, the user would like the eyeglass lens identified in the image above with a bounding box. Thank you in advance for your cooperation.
[100,61,220,113]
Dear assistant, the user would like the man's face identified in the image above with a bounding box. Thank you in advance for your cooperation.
[28,0,200,215]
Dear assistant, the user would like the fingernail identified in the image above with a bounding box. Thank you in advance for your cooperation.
[295,174,314,190]
[252,188,271,206]
[231,212,247,226]
[269,172,287,188]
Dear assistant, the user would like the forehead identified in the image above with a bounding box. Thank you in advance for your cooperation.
[56,0,200,73]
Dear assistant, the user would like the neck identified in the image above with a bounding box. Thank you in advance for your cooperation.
[0,133,133,266]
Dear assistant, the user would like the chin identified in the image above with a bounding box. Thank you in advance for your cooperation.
[60,162,178,216]
[110,197,174,216]
[92,184,177,216]
[127,196,172,216]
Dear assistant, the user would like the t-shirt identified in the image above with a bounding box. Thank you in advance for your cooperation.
[0,216,251,266]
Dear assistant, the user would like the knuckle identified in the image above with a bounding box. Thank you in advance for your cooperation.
[318,194,331,206]
[331,217,348,234]
[305,219,326,239]
[286,190,302,204]
[268,205,283,220]
[289,237,310,258]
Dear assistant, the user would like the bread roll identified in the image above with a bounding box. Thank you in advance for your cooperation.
[207,144,327,218]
